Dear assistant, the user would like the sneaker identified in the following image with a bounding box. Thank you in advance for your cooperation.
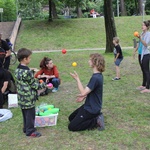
[23,128,37,134]
[52,88,58,93]
[112,77,120,81]
[136,86,146,91]
[140,89,150,93]
[97,113,105,131]
[28,131,41,137]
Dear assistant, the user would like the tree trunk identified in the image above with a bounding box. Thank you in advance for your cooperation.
[76,4,82,18]
[120,0,127,16]
[52,1,58,19]
[134,0,138,15]
[48,0,52,22]
[138,0,143,15]
[104,0,117,53]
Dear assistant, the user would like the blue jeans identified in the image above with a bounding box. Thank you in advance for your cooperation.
[51,78,60,88]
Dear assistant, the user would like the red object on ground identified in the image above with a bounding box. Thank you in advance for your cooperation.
[62,49,67,54]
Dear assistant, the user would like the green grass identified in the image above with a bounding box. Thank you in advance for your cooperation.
[1,17,150,150]
[1,50,150,150]
[15,16,150,51]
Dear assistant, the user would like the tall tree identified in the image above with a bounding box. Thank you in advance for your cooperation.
[120,0,127,16]
[104,0,117,53]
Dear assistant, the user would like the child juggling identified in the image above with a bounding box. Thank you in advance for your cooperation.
[68,53,105,131]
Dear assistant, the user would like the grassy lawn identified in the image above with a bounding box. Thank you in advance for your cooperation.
[15,16,150,51]
[1,17,150,150]
[1,50,149,150]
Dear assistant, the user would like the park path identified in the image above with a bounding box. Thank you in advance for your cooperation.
[0,22,15,39]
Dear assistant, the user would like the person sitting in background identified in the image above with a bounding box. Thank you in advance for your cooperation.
[0,33,11,70]
[90,9,96,14]
[0,48,9,108]
[34,57,60,93]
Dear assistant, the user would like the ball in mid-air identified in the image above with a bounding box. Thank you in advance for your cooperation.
[72,62,77,67]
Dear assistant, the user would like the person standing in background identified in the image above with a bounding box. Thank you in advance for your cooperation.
[136,20,150,93]
[0,33,11,70]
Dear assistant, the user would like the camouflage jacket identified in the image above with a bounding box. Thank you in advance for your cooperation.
[15,64,46,109]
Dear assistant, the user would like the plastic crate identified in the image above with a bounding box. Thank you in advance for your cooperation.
[34,113,58,127]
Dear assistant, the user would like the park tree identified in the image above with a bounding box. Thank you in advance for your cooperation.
[120,0,126,16]
[104,0,117,53]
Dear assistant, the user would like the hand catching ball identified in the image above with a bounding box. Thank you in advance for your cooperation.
[72,62,77,67]
[134,31,139,37]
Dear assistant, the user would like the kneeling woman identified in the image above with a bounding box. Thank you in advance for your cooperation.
[34,57,60,93]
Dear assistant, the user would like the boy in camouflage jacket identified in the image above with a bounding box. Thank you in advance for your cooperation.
[15,48,46,137]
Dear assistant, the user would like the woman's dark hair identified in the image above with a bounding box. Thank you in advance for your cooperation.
[17,48,32,62]
[143,20,150,29]
[39,57,51,68]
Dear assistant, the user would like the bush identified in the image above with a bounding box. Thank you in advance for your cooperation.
[0,0,17,21]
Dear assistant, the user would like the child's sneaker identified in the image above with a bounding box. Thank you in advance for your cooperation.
[28,131,41,137]
[97,113,105,131]
[112,77,120,81]
[52,88,58,93]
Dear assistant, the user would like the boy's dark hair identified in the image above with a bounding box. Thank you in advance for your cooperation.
[5,38,10,42]
[39,57,51,68]
[17,48,32,62]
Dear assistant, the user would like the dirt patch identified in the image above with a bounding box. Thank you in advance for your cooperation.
[0,22,15,39]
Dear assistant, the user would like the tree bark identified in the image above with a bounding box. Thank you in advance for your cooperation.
[104,0,117,53]
[120,0,127,16]
[138,0,143,15]
[52,1,58,19]
[49,0,52,22]
[76,4,82,18]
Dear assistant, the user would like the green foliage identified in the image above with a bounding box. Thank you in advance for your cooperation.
[18,0,43,20]
[0,0,16,21]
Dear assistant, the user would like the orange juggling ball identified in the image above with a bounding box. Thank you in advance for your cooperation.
[134,31,139,37]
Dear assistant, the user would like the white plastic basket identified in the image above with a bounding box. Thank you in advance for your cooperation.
[34,113,58,127]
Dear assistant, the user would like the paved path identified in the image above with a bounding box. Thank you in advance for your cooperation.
[0,22,15,39]
[32,47,133,53]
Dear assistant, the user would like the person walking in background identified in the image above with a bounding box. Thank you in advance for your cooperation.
[0,33,11,70]
[15,48,47,137]
[68,53,105,132]
[136,20,150,93]
[112,37,123,81]
[34,57,60,93]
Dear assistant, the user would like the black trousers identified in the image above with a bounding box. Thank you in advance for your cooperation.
[4,56,10,70]
[68,105,99,131]
[141,54,150,89]
[0,93,4,108]
[21,107,36,136]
